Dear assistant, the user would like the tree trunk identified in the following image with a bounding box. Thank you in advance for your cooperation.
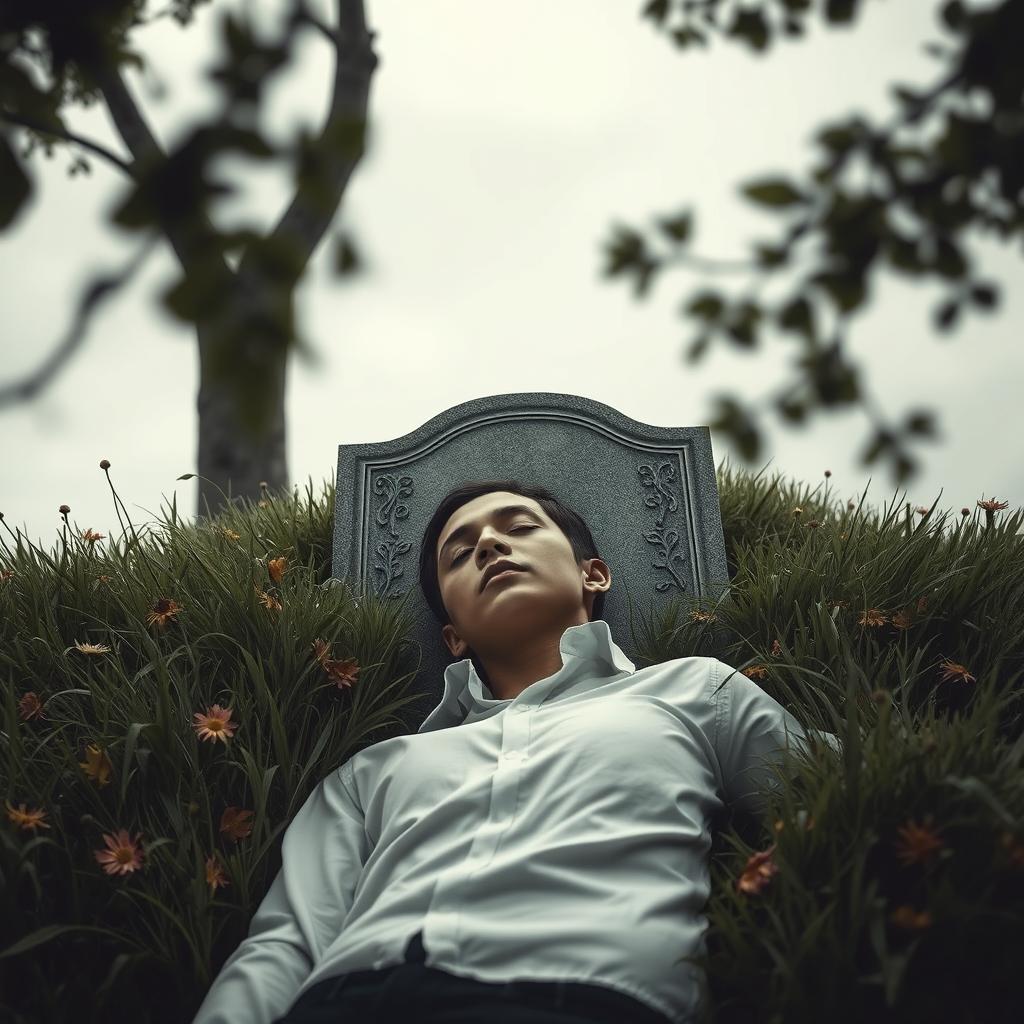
[194,315,288,516]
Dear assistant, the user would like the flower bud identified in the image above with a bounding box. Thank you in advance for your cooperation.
[100,459,110,470]
[59,505,71,515]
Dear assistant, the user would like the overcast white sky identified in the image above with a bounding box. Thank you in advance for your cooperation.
[1,0,1021,548]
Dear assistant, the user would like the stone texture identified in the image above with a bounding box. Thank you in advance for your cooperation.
[332,392,730,729]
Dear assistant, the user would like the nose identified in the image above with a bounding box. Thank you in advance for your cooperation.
[475,526,511,562]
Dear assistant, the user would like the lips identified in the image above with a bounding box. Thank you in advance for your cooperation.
[480,560,526,591]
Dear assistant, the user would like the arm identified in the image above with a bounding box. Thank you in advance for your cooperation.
[709,659,841,820]
[191,761,369,1024]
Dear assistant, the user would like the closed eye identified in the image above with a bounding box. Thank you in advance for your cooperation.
[451,524,535,564]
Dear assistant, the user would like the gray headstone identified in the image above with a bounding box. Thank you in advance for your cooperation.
[332,392,730,729]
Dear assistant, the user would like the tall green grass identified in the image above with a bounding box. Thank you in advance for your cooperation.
[1,462,1021,1024]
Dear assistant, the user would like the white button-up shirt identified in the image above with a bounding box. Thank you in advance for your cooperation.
[193,619,840,1024]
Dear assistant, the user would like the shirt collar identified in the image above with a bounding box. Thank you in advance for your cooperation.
[417,618,636,734]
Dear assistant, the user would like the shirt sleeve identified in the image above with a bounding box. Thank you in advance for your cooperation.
[191,761,370,1024]
[708,658,842,819]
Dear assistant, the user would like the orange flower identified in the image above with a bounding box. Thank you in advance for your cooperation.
[325,656,360,690]
[858,608,887,627]
[736,844,779,895]
[268,557,287,584]
[939,659,976,685]
[205,854,230,893]
[94,828,144,876]
[17,691,46,721]
[312,638,331,666]
[4,800,51,832]
[689,610,717,623]
[256,587,282,612]
[894,815,944,867]
[79,744,113,787]
[146,597,182,629]
[220,806,255,842]
[889,905,932,930]
[976,498,1009,512]
[81,529,105,543]
[311,639,361,689]
[73,641,111,655]
[769,639,783,658]
[192,704,238,744]
[891,609,913,630]
[742,665,768,681]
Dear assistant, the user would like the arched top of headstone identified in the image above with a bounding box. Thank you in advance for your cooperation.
[332,392,729,728]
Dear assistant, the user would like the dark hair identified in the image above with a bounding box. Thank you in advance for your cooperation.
[418,479,607,660]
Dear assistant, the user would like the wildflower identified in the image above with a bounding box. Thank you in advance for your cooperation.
[742,665,768,681]
[0,569,14,583]
[939,659,976,685]
[257,500,269,509]
[915,506,929,516]
[4,800,51,832]
[894,815,944,866]
[268,557,287,584]
[94,829,145,877]
[824,470,831,478]
[312,638,331,665]
[100,459,111,470]
[325,655,360,689]
[891,609,913,630]
[889,905,932,930]
[146,597,182,629]
[256,588,282,612]
[17,691,46,721]
[193,704,238,744]
[79,744,113,788]
[220,806,255,842]
[205,854,230,893]
[220,527,241,542]
[770,639,783,658]
[791,507,803,517]
[976,498,1009,513]
[961,507,970,516]
[736,844,779,895]
[94,575,112,587]
[847,500,856,510]
[858,608,887,628]
[73,641,111,655]
[59,504,71,516]
[916,596,929,614]
[805,519,821,528]
[81,529,105,543]
[690,609,717,623]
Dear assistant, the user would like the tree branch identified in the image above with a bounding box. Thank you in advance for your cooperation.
[0,237,159,409]
[242,0,379,282]
[0,111,135,177]
[89,61,232,279]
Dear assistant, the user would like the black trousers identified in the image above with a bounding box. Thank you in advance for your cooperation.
[272,930,674,1024]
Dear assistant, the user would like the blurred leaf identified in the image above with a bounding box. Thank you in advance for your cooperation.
[0,132,33,229]
[742,178,808,207]
[658,210,693,244]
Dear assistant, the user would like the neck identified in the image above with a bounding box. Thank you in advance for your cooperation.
[474,612,589,700]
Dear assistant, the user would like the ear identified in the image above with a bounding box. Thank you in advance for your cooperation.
[442,623,470,658]
[582,557,611,593]
[581,558,612,616]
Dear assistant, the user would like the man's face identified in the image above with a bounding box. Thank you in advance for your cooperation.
[435,491,610,661]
